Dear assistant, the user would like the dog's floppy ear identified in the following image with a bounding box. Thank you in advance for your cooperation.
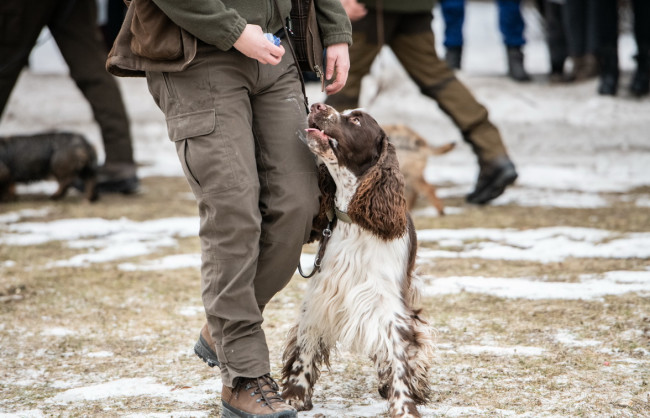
[347,135,408,240]
[308,163,337,243]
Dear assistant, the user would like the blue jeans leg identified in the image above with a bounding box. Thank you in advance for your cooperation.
[440,0,466,48]
[497,0,525,47]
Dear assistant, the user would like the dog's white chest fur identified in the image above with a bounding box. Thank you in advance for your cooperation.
[303,222,410,354]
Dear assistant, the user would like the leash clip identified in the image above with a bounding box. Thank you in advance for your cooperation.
[297,221,333,279]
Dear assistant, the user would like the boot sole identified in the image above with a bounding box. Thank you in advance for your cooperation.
[467,168,518,205]
[194,333,219,368]
[222,401,297,418]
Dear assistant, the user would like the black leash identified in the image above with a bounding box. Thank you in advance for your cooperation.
[298,220,333,278]
[297,205,352,278]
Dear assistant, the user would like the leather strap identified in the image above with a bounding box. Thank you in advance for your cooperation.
[273,0,310,113]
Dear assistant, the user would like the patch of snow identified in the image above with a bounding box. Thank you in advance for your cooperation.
[0,208,51,224]
[417,227,650,263]
[554,331,601,347]
[86,351,114,358]
[0,411,45,418]
[424,271,650,301]
[40,327,75,337]
[119,253,201,271]
[458,345,545,356]
[178,306,204,317]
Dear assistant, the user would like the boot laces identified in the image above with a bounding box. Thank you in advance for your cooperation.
[238,374,285,409]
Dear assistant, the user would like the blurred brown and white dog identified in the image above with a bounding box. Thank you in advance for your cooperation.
[282,104,434,418]
[0,132,98,202]
[382,124,455,215]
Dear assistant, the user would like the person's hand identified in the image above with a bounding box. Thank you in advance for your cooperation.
[233,24,285,65]
[324,43,350,95]
[340,0,367,21]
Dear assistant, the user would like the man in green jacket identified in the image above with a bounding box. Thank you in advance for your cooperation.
[116,1,352,416]
[331,0,518,205]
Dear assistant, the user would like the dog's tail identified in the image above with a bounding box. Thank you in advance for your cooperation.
[385,124,456,157]
[429,141,456,156]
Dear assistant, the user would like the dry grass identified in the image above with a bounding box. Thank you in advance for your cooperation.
[1,176,649,417]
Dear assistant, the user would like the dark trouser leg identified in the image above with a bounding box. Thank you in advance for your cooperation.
[50,0,134,167]
[630,0,650,96]
[0,0,59,117]
[544,0,568,78]
[563,0,599,81]
[595,0,619,95]
[564,0,587,57]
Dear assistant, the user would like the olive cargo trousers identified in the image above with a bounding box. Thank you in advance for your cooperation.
[326,9,508,164]
[146,42,319,386]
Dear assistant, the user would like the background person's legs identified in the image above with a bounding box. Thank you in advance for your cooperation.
[630,0,650,96]
[0,0,58,117]
[594,0,619,95]
[440,0,466,69]
[389,14,517,204]
[497,0,530,81]
[50,0,137,193]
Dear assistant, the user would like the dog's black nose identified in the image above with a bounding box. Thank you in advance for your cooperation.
[310,103,327,113]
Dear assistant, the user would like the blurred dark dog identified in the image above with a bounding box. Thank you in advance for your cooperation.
[382,124,455,215]
[0,132,98,202]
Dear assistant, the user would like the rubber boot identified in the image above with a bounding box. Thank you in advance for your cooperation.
[445,46,463,70]
[506,46,531,82]
[629,51,650,97]
[597,47,619,96]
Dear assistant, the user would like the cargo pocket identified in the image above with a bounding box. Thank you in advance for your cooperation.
[166,109,216,189]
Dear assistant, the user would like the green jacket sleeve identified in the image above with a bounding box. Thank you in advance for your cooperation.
[151,0,351,51]
[151,0,247,51]
[315,0,353,47]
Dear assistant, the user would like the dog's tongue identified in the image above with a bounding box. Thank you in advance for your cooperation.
[305,128,328,141]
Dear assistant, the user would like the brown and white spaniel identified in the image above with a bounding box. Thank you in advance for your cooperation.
[282,104,434,417]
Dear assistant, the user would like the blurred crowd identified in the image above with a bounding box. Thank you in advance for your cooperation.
[341,0,650,97]
[97,0,650,99]
[534,0,649,97]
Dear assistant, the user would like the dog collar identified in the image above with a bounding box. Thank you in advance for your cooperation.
[334,207,352,224]
[326,206,352,224]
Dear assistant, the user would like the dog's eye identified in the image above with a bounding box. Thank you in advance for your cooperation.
[349,116,361,126]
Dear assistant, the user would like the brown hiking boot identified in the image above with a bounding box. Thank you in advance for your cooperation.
[221,374,296,418]
[194,323,219,367]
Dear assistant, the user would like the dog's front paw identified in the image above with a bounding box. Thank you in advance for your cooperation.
[286,397,313,411]
[378,383,390,399]
[282,387,313,411]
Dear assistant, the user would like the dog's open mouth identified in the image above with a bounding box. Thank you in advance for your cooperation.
[305,127,338,152]
[305,127,328,141]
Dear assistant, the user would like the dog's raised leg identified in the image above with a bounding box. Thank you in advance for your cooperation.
[374,315,433,418]
[281,322,330,411]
